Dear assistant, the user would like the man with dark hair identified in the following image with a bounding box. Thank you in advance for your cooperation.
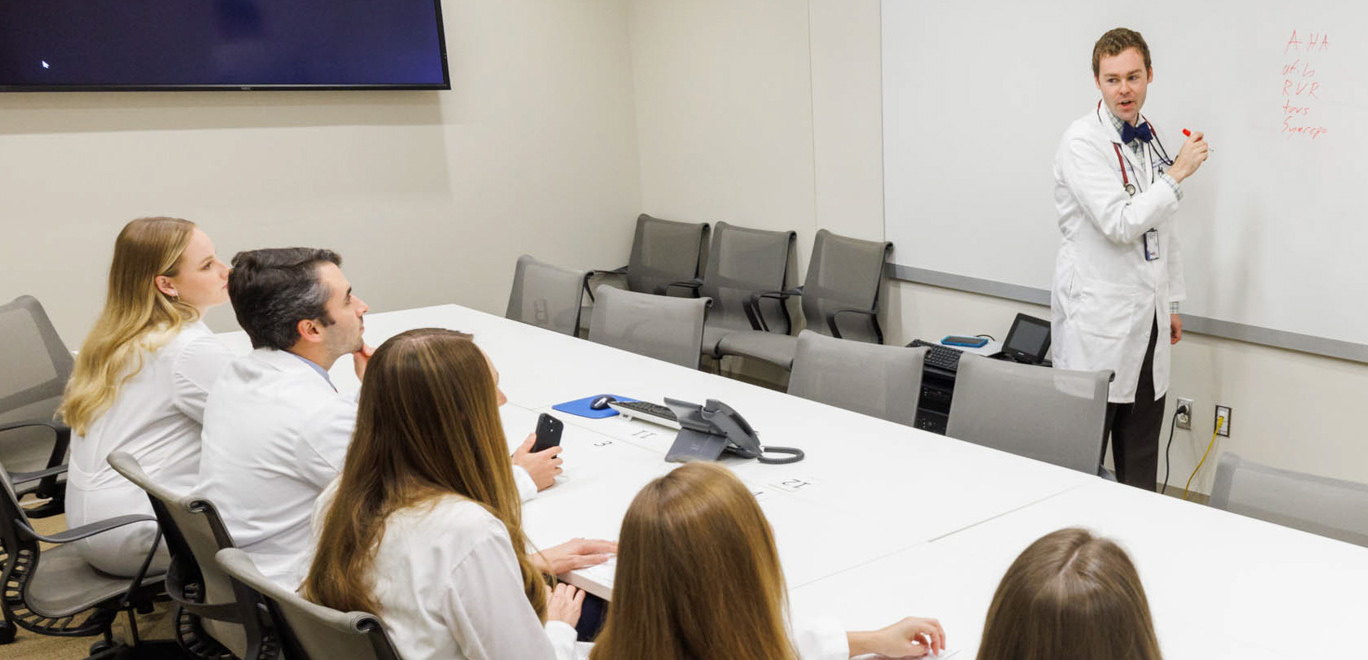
[1051,28,1209,490]
[197,248,374,588]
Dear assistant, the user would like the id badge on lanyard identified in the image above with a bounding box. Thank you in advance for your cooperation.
[1143,229,1160,261]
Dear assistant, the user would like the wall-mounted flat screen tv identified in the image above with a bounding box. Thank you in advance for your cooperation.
[0,0,450,91]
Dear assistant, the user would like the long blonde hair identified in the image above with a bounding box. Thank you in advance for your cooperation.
[977,527,1163,660]
[59,217,199,435]
[303,328,547,618]
[590,462,798,660]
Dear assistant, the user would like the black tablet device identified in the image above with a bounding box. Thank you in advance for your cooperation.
[1000,313,1052,364]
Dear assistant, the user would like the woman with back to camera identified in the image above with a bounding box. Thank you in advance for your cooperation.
[589,461,947,660]
[305,328,607,660]
[977,527,1163,660]
[60,216,235,576]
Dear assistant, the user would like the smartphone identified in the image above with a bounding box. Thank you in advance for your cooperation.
[533,413,564,452]
[942,335,989,348]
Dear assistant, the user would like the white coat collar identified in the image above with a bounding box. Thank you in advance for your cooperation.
[251,347,335,387]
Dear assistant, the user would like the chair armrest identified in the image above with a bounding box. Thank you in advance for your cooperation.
[10,464,67,486]
[2,419,71,499]
[0,419,67,435]
[826,308,881,343]
[656,279,703,296]
[584,267,629,302]
[744,288,803,332]
[164,562,244,623]
[18,514,157,544]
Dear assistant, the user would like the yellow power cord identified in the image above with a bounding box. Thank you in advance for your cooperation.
[1183,415,1225,501]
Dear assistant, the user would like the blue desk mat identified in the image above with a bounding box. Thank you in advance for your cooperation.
[552,394,638,419]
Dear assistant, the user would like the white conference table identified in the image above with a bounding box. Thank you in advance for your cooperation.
[219,305,1368,658]
[788,477,1368,659]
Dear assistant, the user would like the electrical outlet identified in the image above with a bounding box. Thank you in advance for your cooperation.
[1176,397,1193,430]
[1214,405,1232,437]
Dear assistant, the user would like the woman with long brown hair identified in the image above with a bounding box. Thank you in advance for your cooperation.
[976,527,1163,660]
[59,216,234,576]
[304,328,597,660]
[589,461,946,660]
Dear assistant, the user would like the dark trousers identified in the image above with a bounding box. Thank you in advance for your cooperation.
[1102,317,1166,491]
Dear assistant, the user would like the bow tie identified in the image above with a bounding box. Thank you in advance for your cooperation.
[1120,121,1153,145]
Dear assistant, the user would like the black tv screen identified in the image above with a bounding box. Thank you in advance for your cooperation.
[0,0,450,91]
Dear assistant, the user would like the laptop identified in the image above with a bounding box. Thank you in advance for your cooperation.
[996,313,1052,365]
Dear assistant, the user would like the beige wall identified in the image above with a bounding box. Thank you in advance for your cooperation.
[0,0,642,344]
[4,0,1363,493]
[629,0,1368,493]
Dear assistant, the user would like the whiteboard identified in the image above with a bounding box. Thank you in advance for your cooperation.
[882,0,1368,355]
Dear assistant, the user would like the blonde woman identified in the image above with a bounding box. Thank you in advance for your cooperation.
[589,462,946,660]
[305,328,611,660]
[59,217,234,576]
[977,528,1163,660]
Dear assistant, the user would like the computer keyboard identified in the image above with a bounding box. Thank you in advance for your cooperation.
[907,339,965,372]
[607,400,681,429]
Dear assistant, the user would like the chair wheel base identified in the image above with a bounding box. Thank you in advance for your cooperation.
[88,639,188,660]
[0,621,16,644]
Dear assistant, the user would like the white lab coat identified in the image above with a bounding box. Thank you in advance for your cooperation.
[66,321,235,576]
[197,347,360,590]
[312,483,580,660]
[1052,103,1186,403]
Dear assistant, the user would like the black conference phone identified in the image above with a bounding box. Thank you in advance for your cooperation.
[661,398,804,464]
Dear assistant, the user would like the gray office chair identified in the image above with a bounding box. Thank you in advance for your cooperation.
[216,548,403,660]
[946,355,1112,476]
[1209,452,1368,547]
[594,213,711,297]
[717,230,893,369]
[108,451,274,660]
[583,214,711,334]
[0,463,165,652]
[588,286,711,369]
[663,222,796,357]
[505,254,591,336]
[0,295,73,519]
[786,331,925,427]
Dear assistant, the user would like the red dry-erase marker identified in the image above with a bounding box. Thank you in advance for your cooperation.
[1182,129,1214,152]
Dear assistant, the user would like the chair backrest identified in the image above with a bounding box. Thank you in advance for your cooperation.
[108,451,253,657]
[626,214,710,296]
[0,296,74,474]
[216,548,403,660]
[801,230,893,344]
[1209,452,1368,547]
[946,356,1111,475]
[588,286,711,369]
[787,331,925,427]
[505,254,589,335]
[699,222,796,334]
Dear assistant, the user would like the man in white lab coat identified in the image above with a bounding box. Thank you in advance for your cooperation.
[197,248,374,588]
[1051,28,1209,490]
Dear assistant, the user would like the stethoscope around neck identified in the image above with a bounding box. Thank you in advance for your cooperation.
[1097,100,1175,196]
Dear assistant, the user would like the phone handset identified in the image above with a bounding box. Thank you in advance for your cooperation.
[662,397,804,464]
[700,400,762,459]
